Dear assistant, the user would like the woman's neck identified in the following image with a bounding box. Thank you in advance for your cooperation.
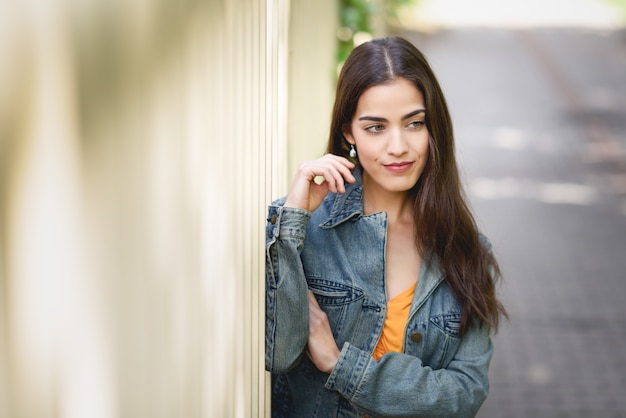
[362,182,414,225]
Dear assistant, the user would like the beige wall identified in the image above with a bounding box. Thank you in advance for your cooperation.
[0,0,289,417]
[287,0,339,179]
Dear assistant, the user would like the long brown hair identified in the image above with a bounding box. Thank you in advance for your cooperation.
[327,36,507,334]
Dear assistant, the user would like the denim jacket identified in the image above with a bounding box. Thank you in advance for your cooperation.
[265,169,493,417]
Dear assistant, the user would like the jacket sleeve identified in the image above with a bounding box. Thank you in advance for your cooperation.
[265,203,312,374]
[324,321,493,417]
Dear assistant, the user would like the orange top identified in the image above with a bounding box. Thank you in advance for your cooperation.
[373,282,417,361]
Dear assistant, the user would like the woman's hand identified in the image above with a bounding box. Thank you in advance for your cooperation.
[306,290,340,373]
[284,154,355,212]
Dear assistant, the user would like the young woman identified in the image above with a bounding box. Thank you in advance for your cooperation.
[265,36,507,417]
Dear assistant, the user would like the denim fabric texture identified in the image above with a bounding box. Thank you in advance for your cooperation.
[265,169,493,417]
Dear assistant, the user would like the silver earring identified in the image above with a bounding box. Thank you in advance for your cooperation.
[349,145,357,158]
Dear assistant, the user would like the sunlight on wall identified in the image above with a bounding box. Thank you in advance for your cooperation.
[0,0,289,417]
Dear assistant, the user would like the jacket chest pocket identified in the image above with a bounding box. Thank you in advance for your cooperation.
[405,312,462,370]
[307,278,366,344]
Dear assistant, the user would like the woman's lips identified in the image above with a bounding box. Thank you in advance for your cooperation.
[383,162,414,174]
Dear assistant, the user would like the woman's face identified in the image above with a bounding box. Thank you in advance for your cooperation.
[344,77,430,196]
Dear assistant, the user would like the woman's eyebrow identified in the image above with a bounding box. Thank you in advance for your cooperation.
[402,109,426,120]
[358,115,387,122]
[357,108,426,123]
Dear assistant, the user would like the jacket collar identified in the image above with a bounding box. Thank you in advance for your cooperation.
[318,168,446,297]
[319,168,365,229]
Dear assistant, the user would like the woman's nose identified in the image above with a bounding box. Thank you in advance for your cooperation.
[386,128,408,155]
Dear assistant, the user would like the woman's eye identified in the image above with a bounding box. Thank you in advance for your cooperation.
[407,120,425,129]
[365,124,384,133]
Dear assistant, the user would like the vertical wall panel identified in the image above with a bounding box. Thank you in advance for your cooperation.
[287,0,337,178]
[0,0,289,417]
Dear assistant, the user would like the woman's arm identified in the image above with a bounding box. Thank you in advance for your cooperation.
[265,204,312,374]
[266,154,355,373]
[306,290,341,372]
[325,324,492,417]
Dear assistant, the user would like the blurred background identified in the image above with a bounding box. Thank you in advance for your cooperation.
[1,0,625,417]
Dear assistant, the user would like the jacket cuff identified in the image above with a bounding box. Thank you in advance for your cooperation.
[266,205,311,242]
[324,342,371,398]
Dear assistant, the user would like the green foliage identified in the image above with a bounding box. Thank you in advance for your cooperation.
[336,0,419,67]
[605,0,626,19]
[386,0,419,22]
[337,0,376,65]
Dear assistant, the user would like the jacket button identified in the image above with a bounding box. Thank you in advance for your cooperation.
[269,214,277,224]
[411,333,422,343]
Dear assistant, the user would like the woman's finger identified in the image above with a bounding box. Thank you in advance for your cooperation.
[285,154,356,211]
[317,155,356,193]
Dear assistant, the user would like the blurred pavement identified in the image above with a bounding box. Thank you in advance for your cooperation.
[397,0,626,416]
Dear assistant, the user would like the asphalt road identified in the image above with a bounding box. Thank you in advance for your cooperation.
[398,23,626,417]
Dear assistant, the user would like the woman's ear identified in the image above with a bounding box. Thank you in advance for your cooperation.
[342,126,355,145]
